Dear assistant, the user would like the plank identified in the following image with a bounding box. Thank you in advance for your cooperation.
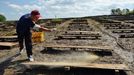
[104,25,130,27]
[21,62,130,71]
[69,23,88,25]
[44,45,112,50]
[63,33,100,35]
[59,31,100,35]
[103,23,121,25]
[67,28,93,31]
[55,37,101,40]
[64,31,100,33]
[55,36,101,40]
[119,34,134,38]
[0,36,18,42]
[109,29,134,30]
[0,36,17,38]
[112,30,134,33]
[106,27,133,29]
[57,35,101,37]
[0,42,18,47]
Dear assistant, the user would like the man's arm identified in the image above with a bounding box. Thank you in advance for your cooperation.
[33,24,55,32]
[40,26,51,32]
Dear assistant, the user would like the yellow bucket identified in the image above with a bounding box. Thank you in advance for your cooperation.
[32,32,45,43]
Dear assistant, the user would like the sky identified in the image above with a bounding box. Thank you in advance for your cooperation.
[0,0,134,20]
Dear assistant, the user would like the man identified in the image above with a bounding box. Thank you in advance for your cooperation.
[16,10,55,61]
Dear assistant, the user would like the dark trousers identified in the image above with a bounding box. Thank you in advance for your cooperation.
[17,33,32,57]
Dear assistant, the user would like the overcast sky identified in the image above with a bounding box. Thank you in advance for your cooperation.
[0,0,134,20]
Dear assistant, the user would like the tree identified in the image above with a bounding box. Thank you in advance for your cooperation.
[111,8,122,15]
[110,8,134,15]
[122,9,126,15]
[111,9,116,15]
[122,9,130,15]
[116,8,122,15]
[0,14,6,22]
[126,9,130,14]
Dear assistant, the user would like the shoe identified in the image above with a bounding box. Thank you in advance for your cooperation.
[28,55,34,62]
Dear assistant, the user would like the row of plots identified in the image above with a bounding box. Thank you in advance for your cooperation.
[91,15,134,52]
[55,18,101,40]
[22,18,130,75]
[103,22,134,38]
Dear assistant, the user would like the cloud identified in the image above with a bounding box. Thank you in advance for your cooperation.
[94,0,134,4]
[8,3,22,11]
[7,3,43,11]
[36,0,134,18]
[6,0,134,19]
[23,5,42,10]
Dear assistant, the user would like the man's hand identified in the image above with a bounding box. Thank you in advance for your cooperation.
[33,24,41,31]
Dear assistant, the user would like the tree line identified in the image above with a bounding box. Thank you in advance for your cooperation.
[111,8,134,15]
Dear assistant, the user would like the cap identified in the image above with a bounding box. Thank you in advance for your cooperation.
[31,10,41,18]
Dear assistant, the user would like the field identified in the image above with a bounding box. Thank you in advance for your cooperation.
[0,15,134,75]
